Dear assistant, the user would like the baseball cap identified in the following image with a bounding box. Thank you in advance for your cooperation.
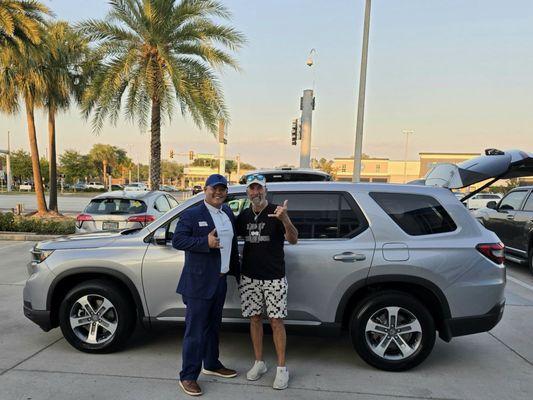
[205,174,228,188]
[246,173,266,188]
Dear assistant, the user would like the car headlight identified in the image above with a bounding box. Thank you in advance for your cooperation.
[31,248,54,263]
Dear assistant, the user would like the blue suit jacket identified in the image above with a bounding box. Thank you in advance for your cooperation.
[172,202,240,300]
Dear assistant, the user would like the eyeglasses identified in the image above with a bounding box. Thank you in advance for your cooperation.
[246,174,265,183]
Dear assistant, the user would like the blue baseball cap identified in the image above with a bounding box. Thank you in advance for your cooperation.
[205,174,228,188]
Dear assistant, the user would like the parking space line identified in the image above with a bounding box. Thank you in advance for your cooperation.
[0,242,32,251]
[507,276,533,292]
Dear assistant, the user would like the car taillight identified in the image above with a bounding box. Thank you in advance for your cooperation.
[476,242,505,265]
[76,214,94,222]
[127,215,156,225]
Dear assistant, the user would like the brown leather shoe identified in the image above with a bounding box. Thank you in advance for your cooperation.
[179,380,202,396]
[202,367,238,378]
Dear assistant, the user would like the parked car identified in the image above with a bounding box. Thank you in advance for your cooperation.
[86,182,105,190]
[75,190,179,233]
[111,184,124,191]
[239,167,331,184]
[465,193,502,210]
[72,182,87,191]
[473,186,533,273]
[124,182,148,191]
[191,185,203,195]
[159,184,178,192]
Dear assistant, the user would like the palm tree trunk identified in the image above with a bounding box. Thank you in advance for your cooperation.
[150,98,161,190]
[102,160,107,187]
[48,107,58,212]
[25,98,48,214]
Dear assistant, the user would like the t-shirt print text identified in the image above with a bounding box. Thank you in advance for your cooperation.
[245,222,271,243]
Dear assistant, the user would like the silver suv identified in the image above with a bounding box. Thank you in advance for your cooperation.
[22,150,532,371]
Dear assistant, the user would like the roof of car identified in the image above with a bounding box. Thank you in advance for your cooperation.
[91,190,167,200]
[227,181,453,194]
[243,168,330,176]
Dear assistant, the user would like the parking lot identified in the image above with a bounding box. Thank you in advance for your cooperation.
[0,240,532,400]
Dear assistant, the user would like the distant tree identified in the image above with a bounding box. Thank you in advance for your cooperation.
[88,143,128,186]
[59,150,95,184]
[10,149,32,182]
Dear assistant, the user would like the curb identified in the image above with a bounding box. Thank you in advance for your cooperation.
[0,232,63,241]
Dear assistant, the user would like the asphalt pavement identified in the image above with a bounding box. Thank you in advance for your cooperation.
[0,241,532,400]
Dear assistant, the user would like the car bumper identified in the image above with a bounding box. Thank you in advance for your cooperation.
[441,300,505,340]
[23,301,52,332]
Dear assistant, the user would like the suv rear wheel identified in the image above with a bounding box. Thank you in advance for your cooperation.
[350,291,436,371]
[59,280,135,353]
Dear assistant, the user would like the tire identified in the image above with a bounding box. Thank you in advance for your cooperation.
[350,291,436,371]
[59,279,135,353]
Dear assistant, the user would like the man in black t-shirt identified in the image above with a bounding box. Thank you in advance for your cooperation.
[236,174,298,390]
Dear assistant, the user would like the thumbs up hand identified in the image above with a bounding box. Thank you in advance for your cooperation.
[208,228,222,248]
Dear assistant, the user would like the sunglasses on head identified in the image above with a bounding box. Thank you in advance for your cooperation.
[246,174,265,183]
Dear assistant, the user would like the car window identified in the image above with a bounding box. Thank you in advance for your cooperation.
[167,195,179,208]
[499,191,528,211]
[268,192,366,239]
[523,192,533,212]
[84,198,147,214]
[154,196,171,212]
[370,192,457,236]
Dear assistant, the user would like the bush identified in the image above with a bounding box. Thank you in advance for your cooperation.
[0,212,76,235]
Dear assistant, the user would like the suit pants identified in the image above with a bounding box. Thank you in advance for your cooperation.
[180,275,227,381]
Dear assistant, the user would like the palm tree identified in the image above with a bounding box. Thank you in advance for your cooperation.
[89,143,128,189]
[0,0,50,51]
[79,0,244,190]
[0,2,50,214]
[41,21,89,212]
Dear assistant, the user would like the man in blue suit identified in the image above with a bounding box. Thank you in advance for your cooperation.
[172,174,240,397]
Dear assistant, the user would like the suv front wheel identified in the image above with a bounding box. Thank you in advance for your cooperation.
[350,291,436,371]
[59,280,135,353]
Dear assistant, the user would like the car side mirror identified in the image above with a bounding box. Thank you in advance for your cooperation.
[153,227,167,245]
[486,201,497,209]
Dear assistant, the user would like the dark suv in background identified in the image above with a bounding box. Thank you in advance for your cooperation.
[474,186,533,273]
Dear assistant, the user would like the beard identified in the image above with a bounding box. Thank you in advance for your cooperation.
[251,194,265,207]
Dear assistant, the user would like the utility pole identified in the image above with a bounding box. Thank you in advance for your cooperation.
[218,119,226,176]
[299,89,315,168]
[236,154,241,180]
[402,130,414,183]
[352,0,372,182]
[6,131,12,192]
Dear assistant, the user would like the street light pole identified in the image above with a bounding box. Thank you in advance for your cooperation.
[402,130,414,183]
[352,0,372,183]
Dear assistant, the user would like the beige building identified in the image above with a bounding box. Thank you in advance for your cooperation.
[332,152,482,186]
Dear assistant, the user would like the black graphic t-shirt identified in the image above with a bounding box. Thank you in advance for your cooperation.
[236,203,286,280]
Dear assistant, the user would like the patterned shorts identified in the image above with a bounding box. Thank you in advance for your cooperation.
[238,275,288,319]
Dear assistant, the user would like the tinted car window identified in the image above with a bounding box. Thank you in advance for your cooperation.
[154,196,171,212]
[370,192,456,236]
[523,192,533,212]
[499,191,528,211]
[85,198,147,214]
[239,172,331,184]
[269,192,365,239]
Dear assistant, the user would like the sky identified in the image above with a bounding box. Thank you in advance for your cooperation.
[1,0,533,168]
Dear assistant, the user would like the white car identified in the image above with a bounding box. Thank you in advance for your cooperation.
[466,193,502,210]
[86,182,105,190]
[124,182,148,191]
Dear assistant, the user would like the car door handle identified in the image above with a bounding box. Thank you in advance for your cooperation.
[333,252,366,262]
[506,215,515,220]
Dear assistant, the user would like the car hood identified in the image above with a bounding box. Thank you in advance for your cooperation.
[423,149,533,189]
[36,230,123,250]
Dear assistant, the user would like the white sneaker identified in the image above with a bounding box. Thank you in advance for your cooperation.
[246,360,268,381]
[273,366,289,390]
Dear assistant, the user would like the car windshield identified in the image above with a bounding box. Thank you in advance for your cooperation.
[84,198,147,215]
